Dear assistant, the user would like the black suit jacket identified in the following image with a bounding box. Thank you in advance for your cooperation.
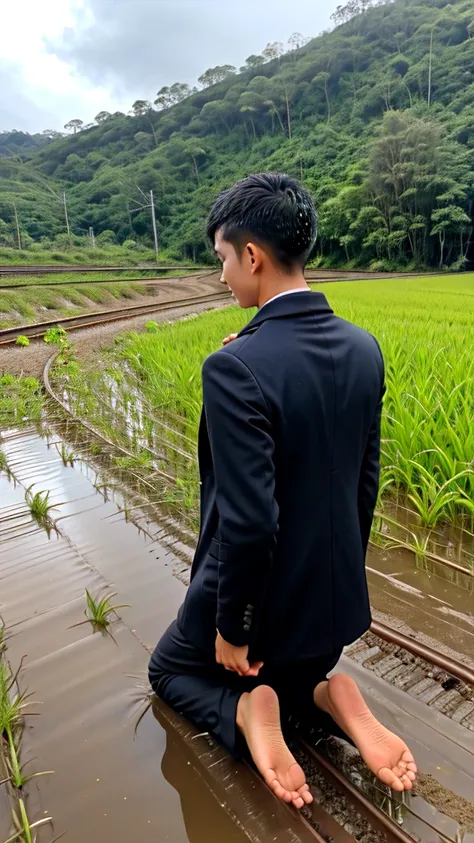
[177,291,385,663]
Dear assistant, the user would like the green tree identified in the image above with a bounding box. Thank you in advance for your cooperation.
[64,119,84,134]
[95,111,112,123]
[431,206,471,266]
[198,65,237,88]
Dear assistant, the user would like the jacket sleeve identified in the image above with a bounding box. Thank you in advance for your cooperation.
[202,350,278,647]
[358,345,385,557]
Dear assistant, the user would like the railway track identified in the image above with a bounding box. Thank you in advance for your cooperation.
[0,263,208,276]
[0,288,232,345]
[0,269,216,289]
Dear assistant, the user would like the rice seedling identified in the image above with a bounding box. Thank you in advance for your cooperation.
[71,588,130,632]
[4,797,53,843]
[24,486,58,530]
[387,530,433,570]
[55,442,76,467]
[0,447,8,474]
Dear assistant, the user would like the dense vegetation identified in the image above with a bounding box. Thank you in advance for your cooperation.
[2,0,474,269]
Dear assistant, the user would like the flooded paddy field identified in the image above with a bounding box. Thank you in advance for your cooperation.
[0,425,258,843]
[1,420,473,843]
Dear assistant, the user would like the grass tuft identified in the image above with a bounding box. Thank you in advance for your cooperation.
[24,485,58,530]
[71,589,131,632]
[14,335,30,347]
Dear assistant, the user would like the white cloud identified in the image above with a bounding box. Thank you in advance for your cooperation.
[0,0,340,133]
[0,0,126,132]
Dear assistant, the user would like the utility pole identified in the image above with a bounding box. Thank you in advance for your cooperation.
[63,191,72,246]
[12,201,21,250]
[89,226,96,248]
[428,25,434,106]
[150,189,159,261]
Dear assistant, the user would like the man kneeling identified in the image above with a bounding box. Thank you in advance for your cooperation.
[149,173,417,809]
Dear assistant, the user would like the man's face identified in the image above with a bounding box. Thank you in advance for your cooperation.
[215,229,259,309]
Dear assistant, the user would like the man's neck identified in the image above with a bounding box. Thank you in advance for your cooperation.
[258,275,309,309]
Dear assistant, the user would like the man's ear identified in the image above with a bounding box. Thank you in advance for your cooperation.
[246,242,264,274]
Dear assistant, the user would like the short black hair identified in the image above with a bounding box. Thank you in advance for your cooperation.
[207,172,318,271]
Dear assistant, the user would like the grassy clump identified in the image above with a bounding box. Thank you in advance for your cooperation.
[24,486,58,530]
[14,336,29,347]
[72,589,130,632]
[43,325,68,345]
[0,375,42,426]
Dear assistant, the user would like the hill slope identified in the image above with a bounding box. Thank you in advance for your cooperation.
[1,0,474,268]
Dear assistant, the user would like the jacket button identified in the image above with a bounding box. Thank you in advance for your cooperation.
[246,604,254,611]
[243,624,251,632]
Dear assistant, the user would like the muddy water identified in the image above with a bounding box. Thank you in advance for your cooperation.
[2,425,473,843]
[0,428,247,843]
[366,546,474,660]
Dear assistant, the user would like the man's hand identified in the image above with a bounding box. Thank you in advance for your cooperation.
[215,631,264,677]
[222,333,238,346]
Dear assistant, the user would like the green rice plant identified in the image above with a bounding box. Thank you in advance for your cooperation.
[14,336,30,347]
[387,529,432,569]
[397,460,473,528]
[55,442,76,467]
[72,588,131,631]
[146,320,159,332]
[0,447,8,474]
[24,486,58,530]
[0,375,42,426]
[4,798,53,843]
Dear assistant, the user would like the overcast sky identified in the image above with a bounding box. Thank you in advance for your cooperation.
[1,0,341,134]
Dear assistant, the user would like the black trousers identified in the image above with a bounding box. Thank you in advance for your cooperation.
[149,620,342,758]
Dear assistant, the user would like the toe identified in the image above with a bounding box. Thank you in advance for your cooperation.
[300,786,313,805]
[293,795,305,810]
[406,770,416,781]
[269,775,292,803]
[377,766,405,791]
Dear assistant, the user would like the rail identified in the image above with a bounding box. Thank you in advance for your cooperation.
[0,263,209,275]
[0,269,217,289]
[0,289,232,345]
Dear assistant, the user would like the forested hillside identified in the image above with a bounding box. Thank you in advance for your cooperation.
[1,0,474,268]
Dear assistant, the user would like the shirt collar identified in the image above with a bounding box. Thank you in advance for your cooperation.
[238,290,333,338]
[259,288,310,311]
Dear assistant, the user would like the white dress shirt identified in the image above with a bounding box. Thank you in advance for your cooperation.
[259,288,309,311]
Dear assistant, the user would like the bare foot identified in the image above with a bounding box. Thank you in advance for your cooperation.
[237,685,313,810]
[314,674,417,792]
